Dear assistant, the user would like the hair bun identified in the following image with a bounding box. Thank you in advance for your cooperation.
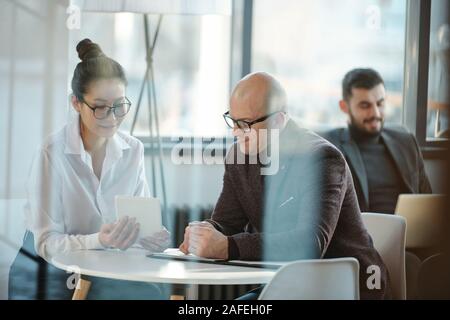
[76,38,105,61]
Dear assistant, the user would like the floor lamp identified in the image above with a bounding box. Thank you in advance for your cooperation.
[129,14,167,215]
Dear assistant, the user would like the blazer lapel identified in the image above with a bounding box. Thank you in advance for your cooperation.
[340,128,369,208]
[262,121,302,225]
[381,131,414,192]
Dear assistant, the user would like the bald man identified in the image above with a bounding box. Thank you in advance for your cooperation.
[179,72,392,299]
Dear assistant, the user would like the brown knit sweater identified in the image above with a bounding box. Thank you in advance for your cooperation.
[207,120,392,300]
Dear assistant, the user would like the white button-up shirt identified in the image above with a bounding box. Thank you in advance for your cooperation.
[25,116,150,261]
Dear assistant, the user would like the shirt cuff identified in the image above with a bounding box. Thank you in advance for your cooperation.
[84,232,105,250]
[227,236,240,260]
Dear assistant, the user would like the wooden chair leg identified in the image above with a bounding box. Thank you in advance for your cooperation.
[72,277,91,300]
[170,283,186,300]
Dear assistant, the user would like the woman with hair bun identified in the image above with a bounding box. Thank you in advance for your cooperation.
[9,39,169,299]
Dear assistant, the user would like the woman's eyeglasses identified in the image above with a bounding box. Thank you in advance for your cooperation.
[81,97,132,120]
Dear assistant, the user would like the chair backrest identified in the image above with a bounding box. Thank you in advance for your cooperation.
[395,194,446,249]
[258,258,360,300]
[361,212,406,300]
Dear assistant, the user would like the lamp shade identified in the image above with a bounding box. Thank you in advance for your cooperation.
[70,0,231,15]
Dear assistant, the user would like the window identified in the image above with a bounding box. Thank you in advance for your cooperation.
[252,0,407,131]
[69,10,232,138]
[426,0,449,140]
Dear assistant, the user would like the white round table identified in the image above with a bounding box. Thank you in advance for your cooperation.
[51,248,277,299]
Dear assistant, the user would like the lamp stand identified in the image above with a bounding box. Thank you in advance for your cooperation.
[130,14,167,216]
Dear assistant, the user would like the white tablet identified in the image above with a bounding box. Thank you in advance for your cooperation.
[115,195,163,238]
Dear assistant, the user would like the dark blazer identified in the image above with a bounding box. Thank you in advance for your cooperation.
[207,120,392,299]
[319,126,432,212]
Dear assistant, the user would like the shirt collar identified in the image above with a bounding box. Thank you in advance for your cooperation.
[64,115,85,156]
[64,115,131,160]
[105,130,131,165]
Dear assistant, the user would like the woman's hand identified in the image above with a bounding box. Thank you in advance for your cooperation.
[139,227,171,253]
[99,216,140,250]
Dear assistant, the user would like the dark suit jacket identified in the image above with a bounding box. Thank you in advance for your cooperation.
[319,126,432,212]
[207,120,392,299]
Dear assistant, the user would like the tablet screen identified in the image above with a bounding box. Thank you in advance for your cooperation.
[115,196,163,238]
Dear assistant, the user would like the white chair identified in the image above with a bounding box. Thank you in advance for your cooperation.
[258,258,360,300]
[361,212,406,300]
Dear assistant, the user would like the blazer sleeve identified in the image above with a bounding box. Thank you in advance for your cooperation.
[229,147,348,261]
[206,162,249,236]
[411,134,432,193]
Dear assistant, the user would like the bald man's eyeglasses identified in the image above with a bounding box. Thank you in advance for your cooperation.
[223,111,281,133]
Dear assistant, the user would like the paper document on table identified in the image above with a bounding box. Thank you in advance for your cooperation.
[227,260,287,267]
[150,248,227,262]
[148,248,286,269]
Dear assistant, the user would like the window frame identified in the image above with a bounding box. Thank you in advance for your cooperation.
[137,0,252,152]
[137,0,448,156]
[403,0,448,151]
[135,0,250,146]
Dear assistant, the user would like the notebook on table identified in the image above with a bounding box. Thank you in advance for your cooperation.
[148,249,285,269]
